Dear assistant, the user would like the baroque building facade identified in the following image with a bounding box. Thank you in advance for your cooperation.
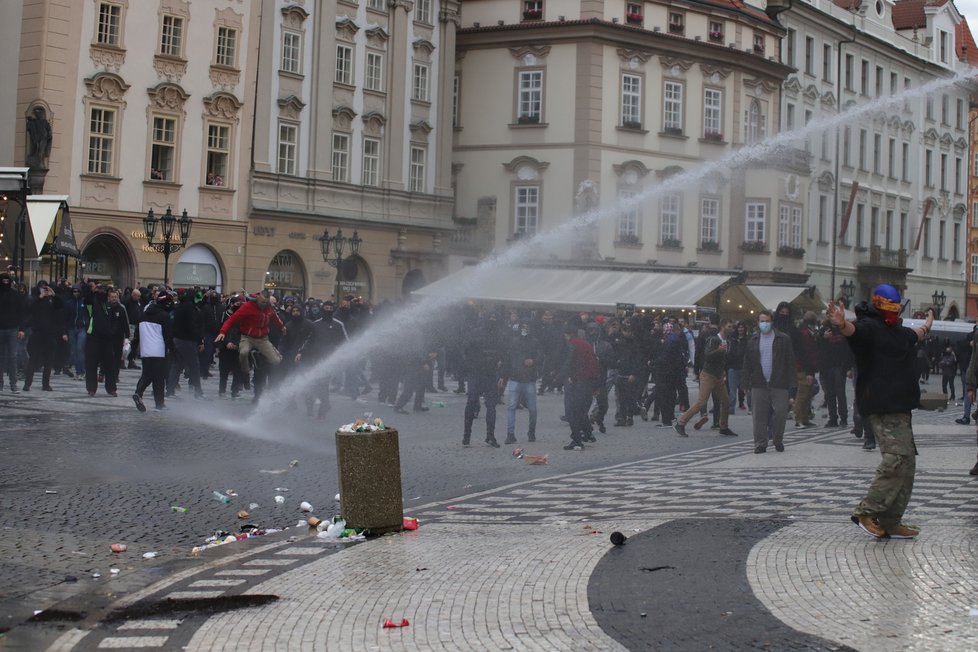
[776,0,975,318]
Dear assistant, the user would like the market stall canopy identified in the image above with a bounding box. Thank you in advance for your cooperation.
[745,284,825,313]
[26,195,78,258]
[412,266,739,311]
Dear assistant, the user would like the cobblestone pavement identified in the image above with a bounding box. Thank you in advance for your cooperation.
[3,370,977,650]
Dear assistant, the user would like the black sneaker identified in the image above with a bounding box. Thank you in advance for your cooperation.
[597,422,606,434]
[969,461,978,476]
[956,417,970,425]
[504,434,517,445]
[527,434,536,442]
[563,442,583,451]
[674,422,688,437]
[583,433,597,443]
[132,394,146,412]
[485,438,500,448]
[462,437,471,447]
[718,428,738,436]
[775,444,785,452]
[754,446,766,454]
[825,420,838,428]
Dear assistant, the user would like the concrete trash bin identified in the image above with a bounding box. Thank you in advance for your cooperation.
[335,428,404,534]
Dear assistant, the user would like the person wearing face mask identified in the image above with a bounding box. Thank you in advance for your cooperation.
[653,322,687,428]
[297,299,348,419]
[742,310,797,453]
[167,290,205,400]
[0,273,27,393]
[502,321,540,444]
[217,295,246,399]
[23,284,67,391]
[827,284,932,539]
[674,317,737,438]
[612,321,644,427]
[82,283,129,397]
[586,321,615,434]
[215,290,287,381]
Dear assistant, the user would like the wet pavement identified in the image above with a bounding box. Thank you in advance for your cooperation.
[2,368,977,650]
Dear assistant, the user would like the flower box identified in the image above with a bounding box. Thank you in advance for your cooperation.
[700,240,720,251]
[662,126,683,136]
[660,237,682,249]
[669,23,684,33]
[626,12,643,24]
[618,233,640,245]
[622,120,642,130]
[708,31,723,42]
[517,114,540,124]
[703,131,723,142]
[777,245,806,258]
[523,9,542,19]
[753,44,765,54]
[740,240,767,253]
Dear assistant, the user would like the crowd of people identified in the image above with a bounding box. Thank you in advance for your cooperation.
[0,273,974,464]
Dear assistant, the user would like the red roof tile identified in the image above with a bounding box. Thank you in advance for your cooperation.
[891,0,949,31]
[956,17,978,65]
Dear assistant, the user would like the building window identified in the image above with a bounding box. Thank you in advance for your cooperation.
[939,220,946,258]
[278,122,297,175]
[215,27,237,67]
[660,194,681,243]
[923,218,931,256]
[87,107,115,175]
[785,29,795,67]
[626,4,644,25]
[925,149,933,187]
[517,70,543,122]
[875,66,883,97]
[872,133,881,174]
[858,129,867,170]
[926,97,934,121]
[331,133,349,182]
[843,127,851,167]
[700,197,719,245]
[336,45,353,85]
[971,255,978,283]
[939,30,949,63]
[669,12,685,35]
[804,36,814,75]
[413,63,430,101]
[818,195,828,241]
[415,0,432,23]
[150,116,176,181]
[953,222,961,261]
[885,209,893,250]
[409,146,426,192]
[522,0,543,21]
[890,72,898,95]
[941,153,948,191]
[957,98,965,129]
[368,0,385,9]
[205,124,230,186]
[621,74,641,128]
[281,31,301,74]
[844,54,854,91]
[745,202,766,243]
[822,44,832,81]
[96,2,122,46]
[663,81,683,133]
[778,204,802,248]
[362,137,380,186]
[887,137,895,177]
[745,99,765,144]
[855,204,865,248]
[870,207,879,248]
[753,33,764,54]
[902,143,909,181]
[452,75,460,128]
[703,88,722,139]
[955,157,963,194]
[973,202,978,228]
[708,20,723,42]
[515,185,539,235]
[618,191,639,240]
[860,59,869,95]
[786,103,795,132]
[900,212,908,249]
[160,15,184,57]
[941,94,949,125]
[365,51,384,92]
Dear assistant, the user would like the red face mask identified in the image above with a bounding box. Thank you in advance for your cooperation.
[882,312,900,326]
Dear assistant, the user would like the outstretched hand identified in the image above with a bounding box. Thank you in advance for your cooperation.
[826,300,846,328]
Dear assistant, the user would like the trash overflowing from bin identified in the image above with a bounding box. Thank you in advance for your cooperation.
[338,417,389,433]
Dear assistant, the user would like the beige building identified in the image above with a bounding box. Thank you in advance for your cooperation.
[452,0,811,304]
[247,0,462,301]
[5,0,262,291]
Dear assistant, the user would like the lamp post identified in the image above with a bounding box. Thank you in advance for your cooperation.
[143,207,192,286]
[931,289,946,319]
[319,227,362,300]
[840,278,855,307]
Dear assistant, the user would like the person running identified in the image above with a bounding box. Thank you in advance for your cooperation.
[827,284,933,540]
[215,290,286,377]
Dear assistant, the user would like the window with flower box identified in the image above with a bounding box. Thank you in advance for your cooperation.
[618,191,640,242]
[625,3,643,25]
[745,202,766,244]
[621,74,642,129]
[778,203,803,251]
[700,197,720,248]
[522,0,543,21]
[663,81,683,134]
[517,70,543,123]
[709,21,723,42]
[660,193,681,244]
[703,88,722,141]
[753,33,764,54]
[669,12,684,35]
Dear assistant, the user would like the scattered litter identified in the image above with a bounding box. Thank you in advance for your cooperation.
[274,495,286,504]
[64,576,78,583]
[416,567,428,571]
[237,511,250,520]
[970,607,978,617]
[110,568,120,575]
[402,517,419,530]
[334,493,341,501]
[610,532,627,546]
[446,505,460,510]
[191,547,203,556]
[639,566,675,572]
[34,610,43,616]
[287,536,298,543]
[299,501,314,512]
[308,516,323,528]
[275,487,290,492]
[142,552,159,559]
[212,491,232,504]
[430,401,447,408]
[339,418,389,433]
[640,613,647,618]
[260,461,298,475]
[290,460,299,468]
[512,448,525,459]
[44,490,57,494]
[225,489,238,497]
[110,543,127,553]
[317,519,346,540]
[525,454,548,465]
[721,611,733,617]
[383,618,410,628]
[171,506,188,513]
[92,572,101,578]
[462,485,472,489]
[249,503,259,510]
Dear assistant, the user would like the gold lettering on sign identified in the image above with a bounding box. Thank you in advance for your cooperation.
[252,225,276,236]
[132,231,147,239]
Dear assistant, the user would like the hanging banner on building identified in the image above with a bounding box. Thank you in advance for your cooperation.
[836,182,859,242]
[912,197,933,252]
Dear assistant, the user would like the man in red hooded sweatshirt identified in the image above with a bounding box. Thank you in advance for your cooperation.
[215,290,286,376]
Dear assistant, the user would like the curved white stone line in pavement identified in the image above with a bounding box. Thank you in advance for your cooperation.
[747,521,978,651]
[187,520,661,651]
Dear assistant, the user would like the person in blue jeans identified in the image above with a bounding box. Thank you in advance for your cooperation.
[504,321,539,444]
[0,273,27,392]
[63,286,89,379]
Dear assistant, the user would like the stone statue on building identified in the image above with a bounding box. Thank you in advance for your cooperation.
[26,106,52,169]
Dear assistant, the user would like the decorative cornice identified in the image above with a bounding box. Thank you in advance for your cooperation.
[902,120,915,136]
[161,0,190,19]
[89,44,126,73]
[332,105,357,121]
[439,8,461,26]
[336,16,359,40]
[509,45,551,62]
[281,5,309,26]
[616,48,653,64]
[389,0,414,12]
[215,7,244,30]
[147,82,190,111]
[955,136,969,150]
[922,127,939,144]
[700,64,731,81]
[887,115,903,130]
[277,95,306,119]
[612,160,651,179]
[84,72,131,102]
[365,26,389,45]
[362,111,386,136]
[409,120,433,138]
[802,84,820,103]
[503,155,549,173]
[413,38,435,55]
[656,165,685,179]
[743,77,778,95]
[660,57,693,74]
[820,91,836,109]
[203,92,243,123]
[939,132,954,147]
[782,77,802,98]
[152,54,188,83]
[208,65,240,92]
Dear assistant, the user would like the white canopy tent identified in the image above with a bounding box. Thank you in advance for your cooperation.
[745,284,825,313]
[412,266,744,312]
[25,195,70,258]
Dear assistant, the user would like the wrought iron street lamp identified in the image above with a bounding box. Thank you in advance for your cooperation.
[319,227,362,300]
[839,278,855,306]
[143,207,192,286]
[931,290,946,319]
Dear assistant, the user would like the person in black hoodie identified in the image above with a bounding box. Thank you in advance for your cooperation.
[132,292,175,411]
[217,295,246,399]
[82,283,128,397]
[827,285,932,540]
[0,273,27,393]
[23,284,66,391]
[167,290,204,399]
[503,319,540,444]
[296,300,348,418]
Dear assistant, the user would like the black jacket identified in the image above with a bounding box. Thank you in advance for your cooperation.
[504,332,541,383]
[742,330,797,390]
[0,286,26,330]
[172,298,203,343]
[847,302,921,416]
[83,286,129,340]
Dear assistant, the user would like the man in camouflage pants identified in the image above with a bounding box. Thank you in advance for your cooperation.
[962,337,978,476]
[827,284,933,539]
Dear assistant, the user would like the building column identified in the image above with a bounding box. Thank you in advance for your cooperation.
[434,2,460,196]
[384,0,413,190]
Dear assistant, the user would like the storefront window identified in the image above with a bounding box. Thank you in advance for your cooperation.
[265,250,306,298]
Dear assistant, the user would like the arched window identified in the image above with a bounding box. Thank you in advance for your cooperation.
[746,99,766,144]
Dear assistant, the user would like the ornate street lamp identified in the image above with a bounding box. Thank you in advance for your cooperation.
[839,278,855,306]
[931,289,946,319]
[320,227,362,300]
[143,207,192,286]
